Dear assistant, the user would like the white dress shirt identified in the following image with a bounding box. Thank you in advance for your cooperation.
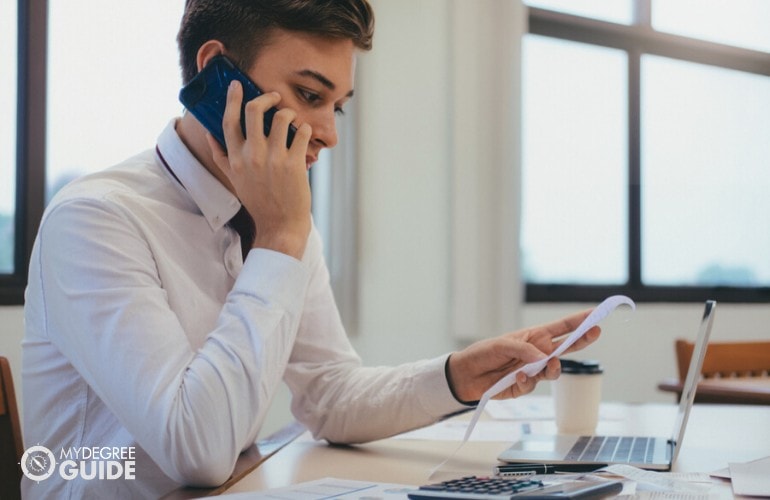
[22,120,466,499]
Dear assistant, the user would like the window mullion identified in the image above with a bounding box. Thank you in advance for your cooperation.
[634,0,651,27]
[628,48,642,289]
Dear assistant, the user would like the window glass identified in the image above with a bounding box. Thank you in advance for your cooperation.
[0,0,17,273]
[521,35,628,284]
[524,0,633,25]
[46,1,185,201]
[641,55,770,286]
[653,0,770,53]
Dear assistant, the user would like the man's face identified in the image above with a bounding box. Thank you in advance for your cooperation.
[246,29,357,170]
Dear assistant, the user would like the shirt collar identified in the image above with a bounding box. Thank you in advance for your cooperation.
[156,119,241,232]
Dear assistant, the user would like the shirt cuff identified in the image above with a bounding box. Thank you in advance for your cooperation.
[444,354,480,407]
[233,248,310,314]
[415,355,476,420]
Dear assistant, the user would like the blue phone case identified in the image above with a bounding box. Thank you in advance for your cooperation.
[179,55,296,148]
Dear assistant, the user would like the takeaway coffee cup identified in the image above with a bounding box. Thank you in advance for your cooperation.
[552,359,603,435]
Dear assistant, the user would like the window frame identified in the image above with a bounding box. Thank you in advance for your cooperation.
[524,2,770,303]
[1,0,46,305]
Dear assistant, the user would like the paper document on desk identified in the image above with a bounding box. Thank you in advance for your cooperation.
[484,396,555,420]
[729,456,770,497]
[603,464,710,494]
[213,478,415,499]
[393,419,524,442]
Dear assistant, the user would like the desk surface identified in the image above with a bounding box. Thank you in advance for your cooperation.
[220,400,770,497]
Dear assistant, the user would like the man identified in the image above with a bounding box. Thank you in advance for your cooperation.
[22,1,600,498]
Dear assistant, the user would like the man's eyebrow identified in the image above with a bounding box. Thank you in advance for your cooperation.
[296,69,355,98]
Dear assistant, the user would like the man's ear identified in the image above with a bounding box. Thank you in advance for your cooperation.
[196,40,227,72]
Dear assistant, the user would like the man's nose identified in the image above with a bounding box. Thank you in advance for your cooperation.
[310,108,339,149]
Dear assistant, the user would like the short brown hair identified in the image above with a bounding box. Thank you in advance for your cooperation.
[177,0,375,84]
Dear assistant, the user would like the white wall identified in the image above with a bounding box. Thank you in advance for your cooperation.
[0,306,23,409]
[354,0,453,361]
[4,0,770,437]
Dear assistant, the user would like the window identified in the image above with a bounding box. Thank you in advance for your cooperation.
[1,0,17,276]
[641,57,770,287]
[521,0,770,302]
[652,0,770,53]
[521,36,628,285]
[46,1,184,201]
[525,0,633,25]
[2,1,184,305]
[4,2,355,312]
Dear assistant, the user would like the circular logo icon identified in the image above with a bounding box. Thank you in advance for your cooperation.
[21,445,57,482]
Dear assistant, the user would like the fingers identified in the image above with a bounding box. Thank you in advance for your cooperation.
[270,110,313,162]
[237,87,310,164]
[289,123,313,156]
[545,308,593,339]
[270,108,296,147]
[222,80,247,151]
[543,356,562,380]
[559,325,602,354]
[506,357,560,398]
[513,371,536,397]
[505,326,597,398]
[502,340,549,365]
[242,90,285,145]
[224,80,291,153]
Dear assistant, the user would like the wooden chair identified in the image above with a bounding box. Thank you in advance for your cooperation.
[658,339,770,405]
[0,356,23,500]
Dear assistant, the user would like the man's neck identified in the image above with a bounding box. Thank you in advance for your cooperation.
[175,114,237,195]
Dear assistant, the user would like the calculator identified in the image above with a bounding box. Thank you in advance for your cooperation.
[406,475,623,499]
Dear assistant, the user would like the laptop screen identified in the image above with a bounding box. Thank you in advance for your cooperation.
[670,300,716,463]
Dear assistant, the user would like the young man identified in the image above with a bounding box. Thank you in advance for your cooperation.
[22,1,600,497]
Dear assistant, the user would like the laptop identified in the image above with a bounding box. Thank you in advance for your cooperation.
[497,300,717,471]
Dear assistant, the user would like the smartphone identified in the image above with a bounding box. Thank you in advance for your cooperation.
[179,55,296,149]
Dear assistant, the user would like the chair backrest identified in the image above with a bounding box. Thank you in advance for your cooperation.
[0,356,23,500]
[676,339,770,381]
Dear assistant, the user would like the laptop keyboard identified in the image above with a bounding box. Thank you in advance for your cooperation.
[566,436,655,464]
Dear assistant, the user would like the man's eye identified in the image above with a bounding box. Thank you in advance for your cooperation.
[334,106,345,116]
[299,89,321,103]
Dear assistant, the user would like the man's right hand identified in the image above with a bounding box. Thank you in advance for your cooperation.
[207,79,313,260]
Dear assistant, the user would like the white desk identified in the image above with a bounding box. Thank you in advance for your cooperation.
[170,400,770,498]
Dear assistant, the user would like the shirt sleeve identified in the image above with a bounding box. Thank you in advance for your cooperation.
[34,196,310,486]
[283,231,468,444]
